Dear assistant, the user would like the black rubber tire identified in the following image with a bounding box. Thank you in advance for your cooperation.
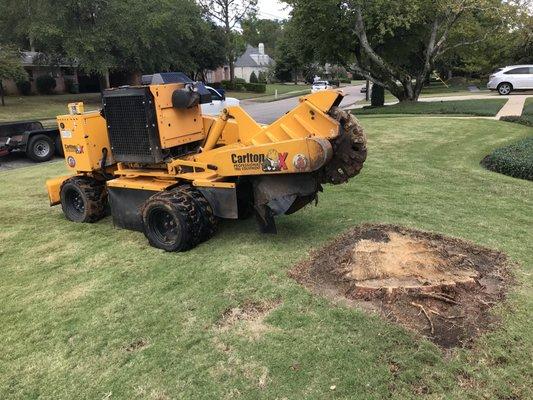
[27,134,54,162]
[60,176,107,223]
[497,82,512,95]
[178,185,218,243]
[141,189,202,252]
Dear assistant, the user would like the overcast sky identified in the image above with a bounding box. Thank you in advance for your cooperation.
[256,0,291,20]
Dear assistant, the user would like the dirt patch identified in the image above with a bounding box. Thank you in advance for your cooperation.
[216,300,280,340]
[290,224,512,348]
[125,339,149,352]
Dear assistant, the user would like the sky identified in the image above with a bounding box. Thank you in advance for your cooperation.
[256,0,292,20]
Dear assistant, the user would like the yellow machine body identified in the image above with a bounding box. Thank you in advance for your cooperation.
[56,111,112,172]
[46,79,367,251]
[149,84,205,149]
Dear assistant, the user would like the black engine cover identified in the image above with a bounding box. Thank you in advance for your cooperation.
[102,87,163,164]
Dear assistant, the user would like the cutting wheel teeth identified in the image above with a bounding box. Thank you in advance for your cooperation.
[322,107,367,185]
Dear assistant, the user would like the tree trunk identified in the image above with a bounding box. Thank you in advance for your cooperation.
[0,82,5,106]
[99,70,110,91]
[229,61,235,82]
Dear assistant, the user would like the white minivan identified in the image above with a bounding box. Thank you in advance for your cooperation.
[201,86,240,115]
[487,65,533,95]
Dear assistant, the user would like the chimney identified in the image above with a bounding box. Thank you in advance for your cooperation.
[258,43,265,55]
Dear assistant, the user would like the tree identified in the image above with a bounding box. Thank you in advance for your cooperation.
[241,17,284,54]
[188,23,228,81]
[0,46,27,106]
[198,0,258,81]
[0,0,223,89]
[286,0,517,102]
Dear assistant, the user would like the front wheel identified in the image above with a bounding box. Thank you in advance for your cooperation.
[497,82,512,95]
[60,176,107,223]
[27,134,54,162]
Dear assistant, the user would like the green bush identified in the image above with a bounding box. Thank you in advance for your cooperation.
[340,78,352,84]
[64,79,79,94]
[500,115,533,127]
[16,80,32,95]
[258,71,267,83]
[244,83,266,93]
[36,75,56,94]
[221,80,245,91]
[481,137,533,181]
[371,84,385,107]
[221,80,266,93]
[249,71,258,83]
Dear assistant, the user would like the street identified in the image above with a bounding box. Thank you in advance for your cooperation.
[242,84,365,123]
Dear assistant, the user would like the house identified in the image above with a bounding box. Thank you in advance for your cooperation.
[233,43,273,83]
[205,66,230,83]
[1,51,79,95]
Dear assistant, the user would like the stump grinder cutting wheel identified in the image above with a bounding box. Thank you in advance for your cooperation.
[45,73,367,251]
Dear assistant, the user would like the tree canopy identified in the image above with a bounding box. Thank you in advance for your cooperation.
[284,0,527,101]
[0,0,228,84]
[0,46,27,105]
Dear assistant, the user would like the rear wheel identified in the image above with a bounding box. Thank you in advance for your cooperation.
[141,189,202,252]
[27,134,54,162]
[60,176,107,223]
[497,82,512,95]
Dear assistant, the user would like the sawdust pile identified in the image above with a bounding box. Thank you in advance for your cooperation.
[290,224,512,348]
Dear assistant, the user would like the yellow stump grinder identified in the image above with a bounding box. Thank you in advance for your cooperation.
[46,73,367,251]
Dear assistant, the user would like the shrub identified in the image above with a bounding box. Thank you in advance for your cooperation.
[64,79,79,94]
[244,83,266,93]
[16,80,32,95]
[36,75,57,94]
[371,84,385,107]
[221,80,245,91]
[481,137,533,181]
[340,78,352,84]
[249,71,258,83]
[500,115,533,127]
[258,71,267,83]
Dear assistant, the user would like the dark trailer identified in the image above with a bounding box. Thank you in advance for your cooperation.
[0,120,61,162]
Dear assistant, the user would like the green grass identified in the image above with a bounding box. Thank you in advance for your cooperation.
[227,83,311,101]
[356,80,492,105]
[0,93,101,123]
[354,99,507,116]
[1,118,532,399]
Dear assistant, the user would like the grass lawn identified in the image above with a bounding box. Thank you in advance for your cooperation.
[0,93,101,123]
[227,83,311,102]
[357,81,492,105]
[354,99,507,117]
[0,117,532,399]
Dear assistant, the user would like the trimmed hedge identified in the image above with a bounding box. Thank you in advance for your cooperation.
[500,115,533,127]
[36,75,56,94]
[221,80,266,93]
[16,80,32,95]
[481,137,533,181]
